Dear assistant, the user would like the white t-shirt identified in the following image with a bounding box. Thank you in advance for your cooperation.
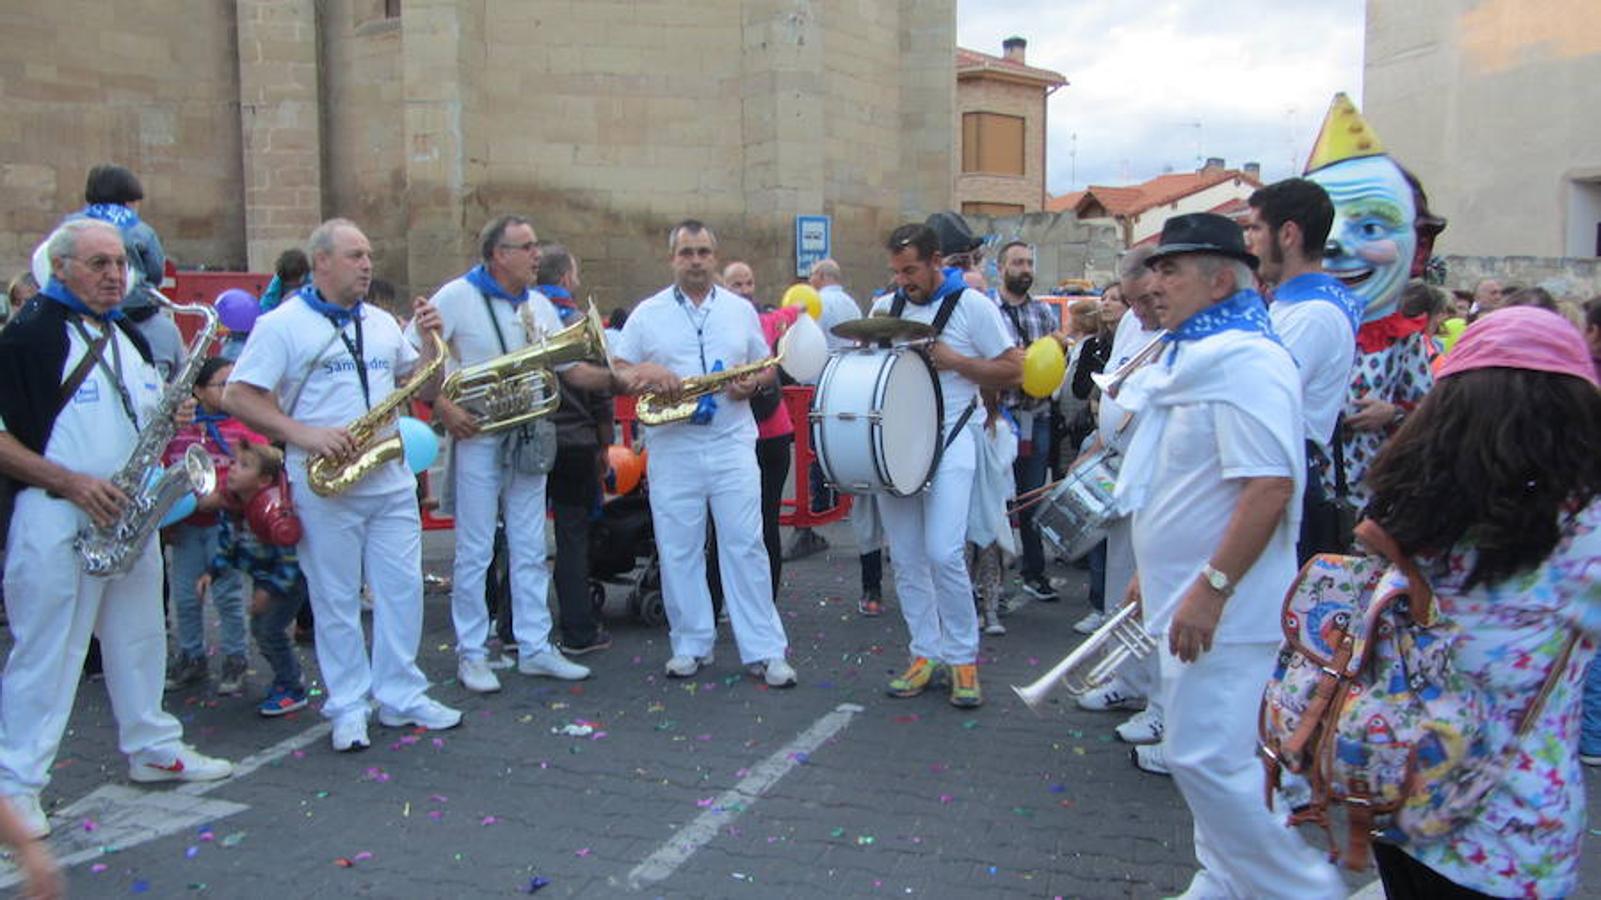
[612,284,770,454]
[1270,299,1355,450]
[420,275,565,370]
[817,284,862,353]
[869,287,1014,430]
[9,322,164,480]
[1096,313,1162,453]
[1130,340,1302,644]
[229,294,422,497]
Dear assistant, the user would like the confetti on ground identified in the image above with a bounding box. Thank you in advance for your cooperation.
[353,851,374,862]
[335,857,354,868]
[91,864,108,874]
[939,794,954,805]
[185,846,199,859]
[696,797,714,808]
[481,816,499,826]
[363,767,391,783]
[575,848,592,858]
[83,818,98,832]
[961,720,979,730]
[220,832,246,848]
[830,827,846,838]
[525,876,551,893]
[856,835,875,846]
[132,880,150,893]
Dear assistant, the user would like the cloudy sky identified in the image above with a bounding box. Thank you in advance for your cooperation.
[957,0,1367,195]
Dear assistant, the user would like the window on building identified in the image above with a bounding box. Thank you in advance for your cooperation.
[962,113,1025,176]
[962,202,1025,217]
[356,0,400,28]
[1566,176,1601,257]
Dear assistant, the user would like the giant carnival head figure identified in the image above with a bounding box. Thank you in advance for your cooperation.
[1305,93,1444,323]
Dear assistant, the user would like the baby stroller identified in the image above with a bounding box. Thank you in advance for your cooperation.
[587,490,667,626]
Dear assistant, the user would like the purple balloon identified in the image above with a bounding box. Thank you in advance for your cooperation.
[215,288,260,333]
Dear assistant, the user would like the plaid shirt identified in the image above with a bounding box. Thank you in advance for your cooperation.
[209,510,301,599]
[994,293,1058,413]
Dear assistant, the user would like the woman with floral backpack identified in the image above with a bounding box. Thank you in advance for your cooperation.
[1362,306,1601,898]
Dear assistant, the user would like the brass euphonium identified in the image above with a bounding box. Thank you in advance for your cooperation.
[438,302,608,434]
[1010,603,1157,713]
[634,351,784,426]
[306,331,449,497]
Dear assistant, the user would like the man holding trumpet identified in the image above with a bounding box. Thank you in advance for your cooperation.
[1113,213,1342,898]
[610,220,795,688]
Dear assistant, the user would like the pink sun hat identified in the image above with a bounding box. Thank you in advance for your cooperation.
[1436,306,1598,386]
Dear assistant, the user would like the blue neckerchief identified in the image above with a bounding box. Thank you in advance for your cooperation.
[541,284,578,322]
[465,264,527,305]
[896,267,968,307]
[79,203,140,232]
[689,360,722,425]
[194,408,234,458]
[1270,272,1364,337]
[1163,289,1279,365]
[41,277,124,323]
[297,285,362,327]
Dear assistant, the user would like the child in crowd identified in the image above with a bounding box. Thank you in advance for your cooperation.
[164,358,262,695]
[197,440,309,717]
[966,393,1019,636]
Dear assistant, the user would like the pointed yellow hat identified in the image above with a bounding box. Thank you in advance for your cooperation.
[1304,92,1386,174]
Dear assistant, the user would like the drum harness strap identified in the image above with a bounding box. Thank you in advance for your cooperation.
[887,288,979,459]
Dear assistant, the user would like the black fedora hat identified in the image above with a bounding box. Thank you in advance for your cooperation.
[1144,212,1258,270]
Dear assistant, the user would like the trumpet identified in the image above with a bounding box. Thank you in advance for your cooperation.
[635,353,783,426]
[439,302,608,434]
[1090,330,1168,399]
[1010,603,1156,712]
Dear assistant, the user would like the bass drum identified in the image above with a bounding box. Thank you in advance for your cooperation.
[810,346,943,496]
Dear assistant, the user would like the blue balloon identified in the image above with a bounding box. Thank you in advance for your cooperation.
[396,416,438,474]
[159,490,198,528]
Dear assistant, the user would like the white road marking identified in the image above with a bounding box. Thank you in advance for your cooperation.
[623,702,864,891]
[0,785,248,888]
[0,720,330,885]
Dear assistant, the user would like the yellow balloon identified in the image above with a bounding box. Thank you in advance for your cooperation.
[1021,336,1066,398]
[781,283,823,319]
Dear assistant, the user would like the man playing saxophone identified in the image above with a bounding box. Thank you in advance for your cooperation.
[416,215,619,693]
[611,220,796,687]
[225,218,456,754]
[0,219,233,839]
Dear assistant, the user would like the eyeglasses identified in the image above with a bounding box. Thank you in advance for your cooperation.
[70,254,129,275]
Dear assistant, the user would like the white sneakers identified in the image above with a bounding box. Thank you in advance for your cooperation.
[1131,742,1171,776]
[458,657,503,693]
[747,657,798,688]
[332,715,371,753]
[664,652,714,679]
[7,793,49,840]
[1115,708,1164,745]
[128,746,234,783]
[378,697,463,731]
[518,649,591,681]
[1074,676,1147,712]
[1072,609,1107,636]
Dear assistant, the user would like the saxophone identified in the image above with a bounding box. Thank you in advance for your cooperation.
[634,353,784,426]
[75,291,221,577]
[306,331,448,496]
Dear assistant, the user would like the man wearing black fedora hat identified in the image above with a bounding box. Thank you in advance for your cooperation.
[1112,212,1343,897]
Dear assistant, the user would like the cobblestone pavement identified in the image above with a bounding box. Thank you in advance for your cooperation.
[5,521,1599,898]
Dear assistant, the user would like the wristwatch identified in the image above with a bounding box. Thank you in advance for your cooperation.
[1200,564,1234,598]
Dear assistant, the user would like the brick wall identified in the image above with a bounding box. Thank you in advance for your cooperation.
[956,75,1048,213]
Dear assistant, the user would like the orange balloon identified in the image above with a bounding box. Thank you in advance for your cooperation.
[605,445,644,495]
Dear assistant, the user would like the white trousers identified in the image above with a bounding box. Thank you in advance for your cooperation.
[878,427,979,665]
[0,490,184,794]
[1108,517,1160,705]
[1159,641,1344,900]
[646,441,786,664]
[295,484,430,722]
[449,436,554,660]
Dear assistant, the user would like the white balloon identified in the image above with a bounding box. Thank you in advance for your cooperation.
[778,313,828,384]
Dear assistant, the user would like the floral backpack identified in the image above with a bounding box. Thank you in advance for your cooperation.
[1257,520,1577,869]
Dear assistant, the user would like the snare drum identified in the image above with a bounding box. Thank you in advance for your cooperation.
[810,346,944,496]
[1035,447,1121,560]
